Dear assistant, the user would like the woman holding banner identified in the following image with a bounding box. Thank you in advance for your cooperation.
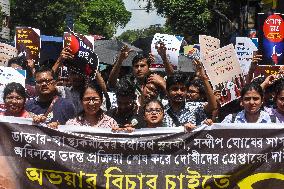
[205,83,275,124]
[143,99,165,128]
[66,82,118,128]
[0,82,30,118]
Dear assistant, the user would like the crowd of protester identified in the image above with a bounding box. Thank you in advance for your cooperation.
[2,43,284,133]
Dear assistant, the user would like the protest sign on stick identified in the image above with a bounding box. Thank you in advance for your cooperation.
[258,13,284,65]
[15,27,41,64]
[235,37,258,74]
[64,32,94,51]
[151,33,183,70]
[63,32,98,79]
[203,44,243,106]
[199,35,220,60]
[0,43,17,66]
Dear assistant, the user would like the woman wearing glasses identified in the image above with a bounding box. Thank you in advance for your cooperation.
[66,82,118,128]
[0,82,30,118]
[143,99,165,128]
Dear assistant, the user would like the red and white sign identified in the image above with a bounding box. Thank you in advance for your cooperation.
[263,14,284,42]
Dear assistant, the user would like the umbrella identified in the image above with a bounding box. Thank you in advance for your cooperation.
[150,55,195,73]
[132,36,153,55]
[94,39,143,67]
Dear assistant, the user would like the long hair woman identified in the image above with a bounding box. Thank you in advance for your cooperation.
[221,83,273,123]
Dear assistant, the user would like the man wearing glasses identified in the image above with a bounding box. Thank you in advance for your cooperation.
[25,67,76,127]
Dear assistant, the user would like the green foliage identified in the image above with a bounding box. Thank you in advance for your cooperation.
[153,0,211,36]
[138,0,236,40]
[10,0,131,38]
[118,25,170,43]
[75,0,131,38]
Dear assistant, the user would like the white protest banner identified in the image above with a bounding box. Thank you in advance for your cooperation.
[235,37,258,74]
[0,43,17,66]
[203,44,243,106]
[0,66,26,107]
[199,35,220,60]
[151,33,183,69]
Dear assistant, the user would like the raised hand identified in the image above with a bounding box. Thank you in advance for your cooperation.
[261,74,277,89]
[58,47,74,62]
[193,59,208,80]
[147,73,166,88]
[250,54,262,71]
[148,53,155,65]
[279,66,284,77]
[155,41,167,60]
[118,45,134,61]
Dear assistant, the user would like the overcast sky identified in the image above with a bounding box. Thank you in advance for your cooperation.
[115,0,166,36]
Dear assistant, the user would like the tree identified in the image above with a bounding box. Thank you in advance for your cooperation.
[75,0,131,38]
[136,0,240,42]
[118,25,170,43]
[10,0,131,38]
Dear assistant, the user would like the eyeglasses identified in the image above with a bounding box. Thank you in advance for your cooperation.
[82,97,101,103]
[36,79,54,85]
[145,108,163,114]
[5,96,24,102]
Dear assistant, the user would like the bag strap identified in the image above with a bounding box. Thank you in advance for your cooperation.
[44,96,59,117]
[167,108,180,127]
[270,114,277,123]
[231,113,237,123]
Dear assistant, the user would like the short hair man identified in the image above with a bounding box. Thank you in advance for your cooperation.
[25,67,76,127]
[164,60,218,129]
[107,43,174,91]
[164,73,206,129]
[106,76,144,128]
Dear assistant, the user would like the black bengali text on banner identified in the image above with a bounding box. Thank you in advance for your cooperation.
[0,119,284,188]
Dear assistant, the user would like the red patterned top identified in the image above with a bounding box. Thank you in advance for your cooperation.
[66,114,118,128]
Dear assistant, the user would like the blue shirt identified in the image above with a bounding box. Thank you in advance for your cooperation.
[221,110,272,123]
[25,96,76,124]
